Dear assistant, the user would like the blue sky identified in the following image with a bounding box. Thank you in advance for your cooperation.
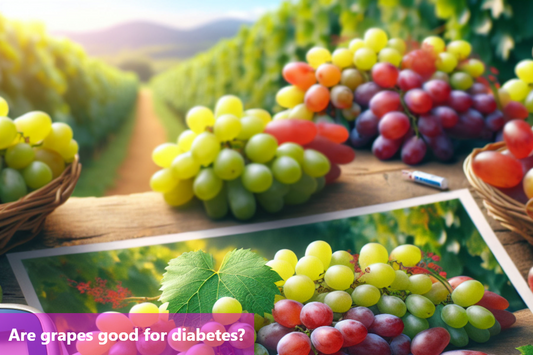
[0,0,285,32]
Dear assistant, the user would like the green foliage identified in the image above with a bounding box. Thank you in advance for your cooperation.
[518,345,533,355]
[152,0,533,121]
[160,249,282,314]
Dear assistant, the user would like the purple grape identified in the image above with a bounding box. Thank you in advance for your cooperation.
[447,91,473,112]
[472,94,497,114]
[418,114,443,137]
[347,333,391,355]
[350,128,373,148]
[446,109,484,139]
[424,134,454,162]
[369,314,405,338]
[258,323,293,350]
[354,82,382,107]
[344,307,375,329]
[389,334,411,355]
[356,111,380,137]
[431,107,459,128]
[485,110,505,132]
[401,136,427,165]
[372,135,401,160]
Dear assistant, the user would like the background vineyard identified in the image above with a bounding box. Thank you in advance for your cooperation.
[151,0,533,132]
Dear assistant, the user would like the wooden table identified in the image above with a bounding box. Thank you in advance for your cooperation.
[0,151,532,353]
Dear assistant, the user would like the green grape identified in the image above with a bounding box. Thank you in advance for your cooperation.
[214,114,241,141]
[215,96,244,118]
[236,116,265,140]
[0,168,27,203]
[428,305,469,347]
[442,304,469,328]
[58,139,79,163]
[378,48,402,67]
[163,179,194,207]
[306,47,332,69]
[288,103,314,121]
[43,122,73,151]
[284,275,315,303]
[22,161,52,190]
[315,176,326,193]
[203,185,228,219]
[390,244,421,267]
[332,48,353,69]
[212,297,242,325]
[245,133,278,163]
[272,156,302,184]
[436,52,458,73]
[330,250,354,268]
[351,285,381,307]
[193,168,223,200]
[273,110,290,120]
[402,313,429,339]
[341,69,366,92]
[129,302,159,328]
[325,265,354,290]
[466,305,495,329]
[452,280,485,307]
[295,255,324,281]
[422,36,445,54]
[276,143,304,164]
[226,178,256,220]
[276,86,305,109]
[431,71,450,82]
[172,152,200,180]
[302,149,330,178]
[364,28,388,52]
[353,48,377,71]
[349,39,365,53]
[241,163,273,193]
[464,323,490,343]
[488,320,501,337]
[502,79,529,102]
[306,240,332,269]
[254,343,269,355]
[408,275,432,295]
[324,291,352,313]
[284,189,310,205]
[516,60,533,84]
[450,72,473,90]
[152,143,181,168]
[257,179,290,198]
[389,270,409,290]
[186,106,216,133]
[191,132,221,166]
[213,149,245,180]
[310,292,328,303]
[177,130,197,151]
[387,38,406,54]
[257,194,284,214]
[405,294,435,318]
[244,108,272,125]
[275,249,298,269]
[150,168,178,193]
[0,117,17,149]
[0,96,8,116]
[34,148,65,179]
[447,40,471,59]
[291,173,317,195]
[14,111,52,144]
[458,59,485,77]
[267,259,294,286]
[525,90,533,113]
[359,243,389,270]
[423,282,450,304]
[361,263,396,288]
[5,143,35,169]
[377,295,407,318]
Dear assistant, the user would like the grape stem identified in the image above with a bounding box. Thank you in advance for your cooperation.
[123,295,161,303]
[485,74,503,111]
[398,91,420,137]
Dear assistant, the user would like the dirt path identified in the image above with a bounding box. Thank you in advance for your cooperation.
[105,89,167,196]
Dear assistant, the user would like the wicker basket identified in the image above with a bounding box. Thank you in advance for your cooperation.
[464,142,533,245]
[0,156,81,254]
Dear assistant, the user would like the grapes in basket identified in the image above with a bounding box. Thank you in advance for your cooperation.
[150,95,355,220]
[275,28,531,165]
[0,97,79,203]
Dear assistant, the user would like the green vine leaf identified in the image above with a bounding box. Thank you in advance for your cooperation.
[160,249,282,314]
[517,345,533,355]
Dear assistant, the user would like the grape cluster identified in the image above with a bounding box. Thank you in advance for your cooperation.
[151,95,354,220]
[0,97,79,203]
[275,28,531,165]
[257,240,516,354]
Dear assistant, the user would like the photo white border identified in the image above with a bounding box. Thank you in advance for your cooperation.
[7,189,533,312]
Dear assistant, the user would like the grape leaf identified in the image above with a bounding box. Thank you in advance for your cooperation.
[518,345,533,355]
[159,249,282,314]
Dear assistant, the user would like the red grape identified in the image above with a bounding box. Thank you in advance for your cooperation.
[317,64,342,87]
[447,91,473,112]
[432,107,459,128]
[273,299,303,328]
[305,84,331,112]
[448,276,474,290]
[402,49,437,77]
[300,302,334,329]
[355,82,383,107]
[402,136,427,165]
[379,112,410,140]
[344,307,375,329]
[305,136,356,165]
[475,291,510,311]
[350,128,373,148]
[356,111,380,137]
[397,69,423,91]
[277,332,312,355]
[283,62,316,90]
[317,122,350,143]
[424,134,454,162]
[389,334,411,355]
[410,327,450,355]
[446,109,484,139]
[468,82,489,95]
[503,101,529,120]
[497,184,529,204]
[418,114,443,137]
[258,323,294,350]
[485,110,505,132]
[423,80,451,105]
[372,135,401,160]
[472,94,497,114]
[311,326,344,354]
[331,85,355,109]
[334,320,368,347]
[503,119,533,159]
[485,307,516,329]
[347,333,391,355]
[441,352,490,355]
[528,266,533,292]
[404,89,433,114]
[369,314,404,338]
[370,91,402,118]
[265,119,317,145]
[325,162,341,184]
[472,151,523,188]
[372,62,400,88]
